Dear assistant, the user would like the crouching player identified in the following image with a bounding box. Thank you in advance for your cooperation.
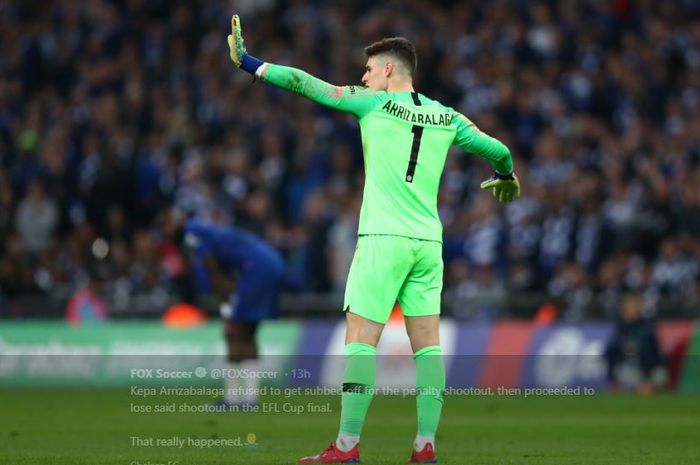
[183,217,285,409]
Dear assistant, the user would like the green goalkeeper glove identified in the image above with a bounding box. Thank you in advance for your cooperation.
[227,15,246,67]
[227,14,264,75]
[480,172,521,202]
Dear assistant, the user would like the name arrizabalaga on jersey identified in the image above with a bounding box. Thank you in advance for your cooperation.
[380,99,453,127]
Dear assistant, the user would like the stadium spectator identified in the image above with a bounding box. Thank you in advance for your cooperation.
[15,179,58,255]
[605,293,667,394]
[0,1,699,318]
[65,277,109,324]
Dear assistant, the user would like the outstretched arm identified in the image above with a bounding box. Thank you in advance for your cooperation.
[261,64,379,118]
[227,14,377,118]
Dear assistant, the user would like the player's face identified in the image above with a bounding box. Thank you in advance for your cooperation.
[362,56,390,91]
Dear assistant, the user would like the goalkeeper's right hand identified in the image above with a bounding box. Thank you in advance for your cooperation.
[227,14,265,75]
[227,14,246,67]
[480,172,521,202]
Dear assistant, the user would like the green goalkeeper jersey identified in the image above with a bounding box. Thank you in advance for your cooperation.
[263,64,513,242]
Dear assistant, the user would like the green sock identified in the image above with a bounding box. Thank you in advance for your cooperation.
[414,345,445,438]
[339,342,377,437]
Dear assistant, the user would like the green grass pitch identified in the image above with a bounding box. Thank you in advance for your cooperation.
[1,388,698,464]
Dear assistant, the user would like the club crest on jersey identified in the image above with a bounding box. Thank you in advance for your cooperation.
[381,100,452,126]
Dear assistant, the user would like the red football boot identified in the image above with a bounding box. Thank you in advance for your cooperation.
[409,442,437,463]
[299,443,360,463]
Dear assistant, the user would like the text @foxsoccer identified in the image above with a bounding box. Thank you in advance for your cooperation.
[129,367,279,379]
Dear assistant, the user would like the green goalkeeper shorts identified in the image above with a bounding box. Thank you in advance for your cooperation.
[343,234,444,324]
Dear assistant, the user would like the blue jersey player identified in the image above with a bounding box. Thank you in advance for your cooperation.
[183,217,285,408]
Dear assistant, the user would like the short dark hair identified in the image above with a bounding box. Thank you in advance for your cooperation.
[364,37,417,76]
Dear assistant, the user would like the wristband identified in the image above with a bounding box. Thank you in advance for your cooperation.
[240,53,264,75]
[494,171,515,180]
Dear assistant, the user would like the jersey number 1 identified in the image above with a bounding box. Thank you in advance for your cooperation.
[405,125,423,183]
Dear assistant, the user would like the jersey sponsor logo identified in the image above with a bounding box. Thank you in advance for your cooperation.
[381,100,452,127]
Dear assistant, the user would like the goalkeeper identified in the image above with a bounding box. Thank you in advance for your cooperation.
[227,15,519,464]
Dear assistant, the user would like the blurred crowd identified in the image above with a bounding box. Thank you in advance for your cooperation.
[1,0,699,319]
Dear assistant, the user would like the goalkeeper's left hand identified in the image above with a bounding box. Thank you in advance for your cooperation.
[480,172,521,202]
[227,14,246,67]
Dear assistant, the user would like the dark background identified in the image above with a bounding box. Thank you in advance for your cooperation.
[0,0,699,320]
